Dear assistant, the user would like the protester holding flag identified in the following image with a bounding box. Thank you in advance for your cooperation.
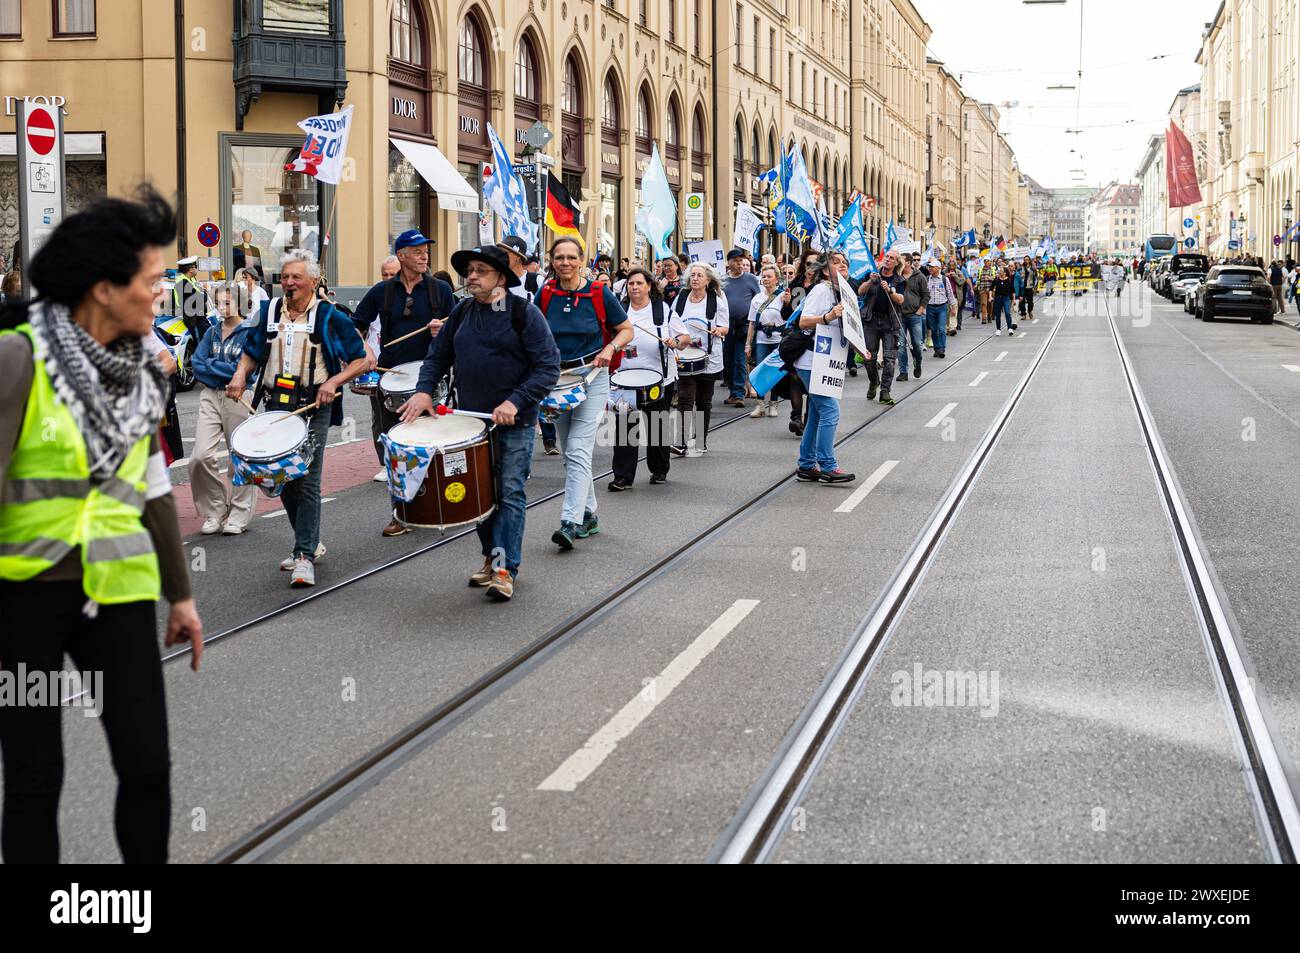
[858,249,905,405]
[535,236,631,550]
[746,264,787,419]
[791,253,854,485]
[721,249,761,407]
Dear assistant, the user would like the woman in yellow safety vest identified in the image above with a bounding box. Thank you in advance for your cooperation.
[0,185,203,863]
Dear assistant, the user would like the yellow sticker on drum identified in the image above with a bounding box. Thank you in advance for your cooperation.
[445,482,467,503]
[649,385,661,401]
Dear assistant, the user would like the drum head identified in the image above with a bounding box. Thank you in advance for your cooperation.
[231,412,308,460]
[389,415,485,448]
[678,347,707,361]
[380,361,424,394]
[610,368,663,388]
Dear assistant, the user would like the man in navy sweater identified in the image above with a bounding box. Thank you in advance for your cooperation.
[400,246,560,601]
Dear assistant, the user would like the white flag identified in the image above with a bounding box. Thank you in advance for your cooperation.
[284,105,354,185]
[733,202,762,255]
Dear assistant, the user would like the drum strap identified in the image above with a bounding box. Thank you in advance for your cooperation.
[673,291,718,355]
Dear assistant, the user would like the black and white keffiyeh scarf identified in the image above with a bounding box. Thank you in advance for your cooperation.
[28,301,167,481]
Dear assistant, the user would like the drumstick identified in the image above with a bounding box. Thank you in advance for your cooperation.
[286,401,320,418]
[228,395,257,414]
[374,367,393,373]
[434,404,493,421]
[381,326,428,349]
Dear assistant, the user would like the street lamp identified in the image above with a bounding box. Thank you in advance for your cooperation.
[1283,199,1293,236]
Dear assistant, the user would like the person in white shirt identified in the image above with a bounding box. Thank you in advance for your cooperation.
[609,268,691,489]
[745,263,787,419]
[793,252,856,485]
[234,267,269,317]
[670,262,729,456]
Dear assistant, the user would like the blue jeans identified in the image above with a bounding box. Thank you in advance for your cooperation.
[539,419,557,445]
[994,296,1014,330]
[478,424,536,575]
[281,405,332,561]
[723,323,749,398]
[897,311,924,375]
[554,367,608,524]
[925,303,948,354]
[796,369,840,471]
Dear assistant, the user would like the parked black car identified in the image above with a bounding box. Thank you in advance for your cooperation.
[1193,266,1275,323]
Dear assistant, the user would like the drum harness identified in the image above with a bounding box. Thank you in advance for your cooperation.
[672,290,719,360]
[619,296,672,381]
[251,297,333,415]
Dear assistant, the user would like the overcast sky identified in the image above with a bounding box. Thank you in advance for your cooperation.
[913,0,1214,190]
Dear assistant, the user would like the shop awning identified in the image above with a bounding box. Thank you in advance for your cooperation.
[390,137,479,213]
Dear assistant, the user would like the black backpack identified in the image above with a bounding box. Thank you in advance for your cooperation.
[777,283,840,368]
[672,290,719,354]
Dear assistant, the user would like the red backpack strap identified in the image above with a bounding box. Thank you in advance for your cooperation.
[587,282,621,372]
[539,280,555,317]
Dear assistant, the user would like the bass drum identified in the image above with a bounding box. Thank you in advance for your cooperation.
[385,415,496,530]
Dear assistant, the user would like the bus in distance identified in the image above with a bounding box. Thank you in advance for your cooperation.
[1144,234,1178,261]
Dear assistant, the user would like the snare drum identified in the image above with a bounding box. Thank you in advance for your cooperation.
[676,346,708,375]
[609,368,666,408]
[379,361,447,414]
[539,372,588,421]
[350,370,382,396]
[229,411,317,497]
[384,416,496,530]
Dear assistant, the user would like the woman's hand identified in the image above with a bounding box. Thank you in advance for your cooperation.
[593,344,617,368]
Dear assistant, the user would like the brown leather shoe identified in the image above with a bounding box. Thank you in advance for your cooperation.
[486,568,514,601]
[468,558,493,587]
[382,518,410,537]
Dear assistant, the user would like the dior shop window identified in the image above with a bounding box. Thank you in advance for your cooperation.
[455,163,483,253]
[219,133,333,286]
[0,132,105,271]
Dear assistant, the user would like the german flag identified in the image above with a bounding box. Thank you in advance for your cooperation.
[545,174,586,251]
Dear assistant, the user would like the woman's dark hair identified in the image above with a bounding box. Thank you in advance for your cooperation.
[432,270,454,286]
[27,184,177,309]
[549,236,584,258]
[623,267,661,303]
[792,253,828,289]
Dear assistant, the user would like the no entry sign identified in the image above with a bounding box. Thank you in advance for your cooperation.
[197,222,221,248]
[25,107,56,156]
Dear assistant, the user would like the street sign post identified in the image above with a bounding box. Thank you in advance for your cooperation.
[197,222,221,248]
[1273,235,1283,246]
[1227,239,1241,251]
[15,100,66,280]
[1184,237,1196,249]
[684,193,705,240]
[1183,218,1195,230]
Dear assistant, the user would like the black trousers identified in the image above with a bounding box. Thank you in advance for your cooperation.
[0,580,170,863]
[676,374,716,449]
[370,392,401,466]
[1019,288,1035,316]
[611,384,676,482]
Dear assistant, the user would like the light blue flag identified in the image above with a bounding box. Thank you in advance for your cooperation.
[954,228,976,249]
[769,152,790,235]
[831,195,878,280]
[783,148,818,245]
[634,143,677,258]
[485,123,539,254]
[748,305,803,396]
[883,219,898,253]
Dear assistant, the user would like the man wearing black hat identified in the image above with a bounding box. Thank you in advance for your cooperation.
[721,248,760,406]
[351,228,456,536]
[399,246,560,602]
[499,235,542,297]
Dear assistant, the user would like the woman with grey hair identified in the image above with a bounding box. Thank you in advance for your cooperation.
[671,262,729,456]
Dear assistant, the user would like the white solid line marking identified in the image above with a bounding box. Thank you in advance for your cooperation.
[1283,364,1300,373]
[834,460,899,514]
[537,599,761,792]
[994,351,1008,362]
[925,402,958,428]
[969,372,989,387]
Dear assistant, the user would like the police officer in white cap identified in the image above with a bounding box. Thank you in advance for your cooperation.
[173,255,210,337]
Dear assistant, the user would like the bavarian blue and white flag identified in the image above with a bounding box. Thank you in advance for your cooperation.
[883,219,899,253]
[769,153,790,235]
[830,194,878,280]
[954,228,977,249]
[748,305,803,397]
[783,148,819,245]
[484,122,539,254]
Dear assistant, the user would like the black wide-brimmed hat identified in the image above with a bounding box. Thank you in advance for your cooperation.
[450,245,520,287]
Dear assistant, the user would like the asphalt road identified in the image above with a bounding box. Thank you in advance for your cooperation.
[11,286,1300,863]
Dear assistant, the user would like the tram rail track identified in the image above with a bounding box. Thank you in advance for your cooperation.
[208,323,999,863]
[712,291,1300,864]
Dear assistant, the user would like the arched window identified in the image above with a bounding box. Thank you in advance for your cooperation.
[390,0,423,65]
[515,36,539,103]
[562,55,583,116]
[734,119,745,165]
[458,17,486,87]
[637,86,654,141]
[665,97,682,160]
[751,123,762,172]
[695,110,709,157]
[769,129,778,168]
[603,76,621,130]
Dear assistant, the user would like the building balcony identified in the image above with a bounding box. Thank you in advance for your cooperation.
[232,0,348,130]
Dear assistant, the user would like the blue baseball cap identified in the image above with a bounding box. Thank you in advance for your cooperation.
[394,229,435,252]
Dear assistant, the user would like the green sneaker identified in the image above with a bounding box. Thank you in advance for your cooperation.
[867,384,878,400]
[577,511,599,538]
[879,394,896,406]
[552,521,579,550]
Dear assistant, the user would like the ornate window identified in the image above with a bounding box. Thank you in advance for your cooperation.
[458,17,486,88]
[390,0,423,65]
[603,76,621,130]
[516,36,539,103]
[562,56,583,117]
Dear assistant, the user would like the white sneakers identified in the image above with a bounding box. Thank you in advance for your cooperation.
[221,521,245,535]
[995,329,1002,336]
[201,517,221,535]
[289,558,315,587]
[280,542,326,571]
[372,470,387,483]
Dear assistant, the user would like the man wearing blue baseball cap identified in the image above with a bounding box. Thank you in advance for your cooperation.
[352,229,456,536]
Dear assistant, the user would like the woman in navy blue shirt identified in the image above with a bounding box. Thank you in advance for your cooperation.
[534,237,632,550]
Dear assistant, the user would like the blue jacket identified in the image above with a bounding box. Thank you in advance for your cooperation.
[192,319,258,390]
[243,299,367,425]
